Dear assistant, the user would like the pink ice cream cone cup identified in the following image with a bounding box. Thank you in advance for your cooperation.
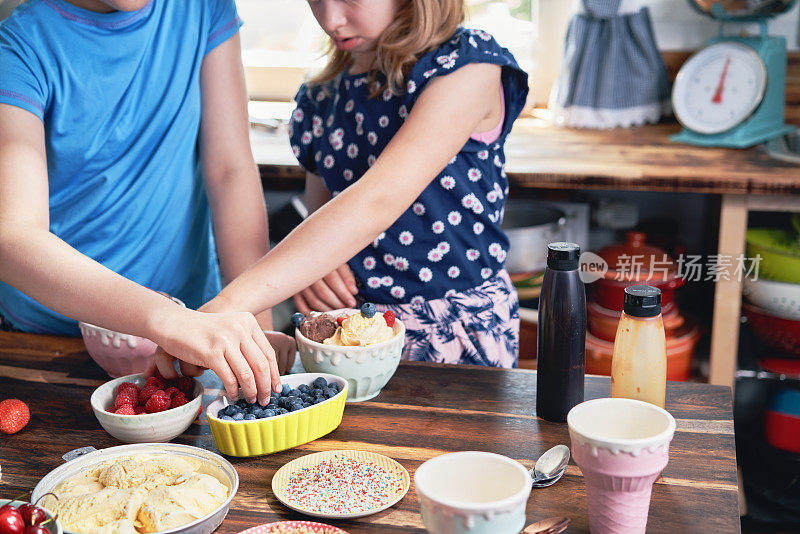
[567,398,676,534]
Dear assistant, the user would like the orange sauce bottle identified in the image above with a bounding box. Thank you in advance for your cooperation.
[610,285,666,408]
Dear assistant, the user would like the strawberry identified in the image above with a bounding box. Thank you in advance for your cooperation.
[0,398,30,434]
[145,391,171,413]
[336,314,347,326]
[117,382,140,396]
[177,376,194,394]
[383,310,396,327]
[140,385,159,403]
[145,376,165,390]
[114,405,135,415]
[134,406,147,415]
[114,391,138,410]
[170,393,189,409]
[164,387,180,399]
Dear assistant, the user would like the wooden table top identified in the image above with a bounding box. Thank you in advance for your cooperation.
[254,117,800,195]
[0,332,740,533]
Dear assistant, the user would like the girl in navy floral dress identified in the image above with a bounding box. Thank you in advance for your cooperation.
[205,0,529,367]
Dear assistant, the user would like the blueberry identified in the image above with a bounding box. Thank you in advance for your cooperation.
[261,409,275,418]
[248,405,261,414]
[276,407,288,415]
[220,415,234,421]
[330,382,340,392]
[217,408,228,418]
[232,412,245,421]
[245,413,257,420]
[224,405,238,417]
[311,388,323,397]
[301,394,314,403]
[313,396,325,404]
[289,388,301,398]
[313,377,328,389]
[302,402,311,408]
[291,312,305,327]
[267,403,279,411]
[285,395,300,406]
[360,302,376,318]
[297,384,311,394]
[323,387,338,398]
[281,384,291,396]
[235,398,249,408]
[290,403,304,412]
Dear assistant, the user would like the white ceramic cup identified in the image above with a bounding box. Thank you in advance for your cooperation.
[414,451,532,534]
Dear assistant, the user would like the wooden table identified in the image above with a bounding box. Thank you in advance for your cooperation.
[253,118,800,390]
[0,332,740,533]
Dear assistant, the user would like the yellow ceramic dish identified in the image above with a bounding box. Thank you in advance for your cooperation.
[206,373,347,457]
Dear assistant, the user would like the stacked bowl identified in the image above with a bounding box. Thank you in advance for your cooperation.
[742,227,800,360]
[585,232,700,380]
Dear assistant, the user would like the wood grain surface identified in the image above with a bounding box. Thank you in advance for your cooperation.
[0,332,740,533]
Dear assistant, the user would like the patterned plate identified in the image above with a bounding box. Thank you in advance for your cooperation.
[272,449,410,519]
[237,521,348,534]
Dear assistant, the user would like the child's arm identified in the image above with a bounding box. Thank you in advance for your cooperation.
[292,172,358,315]
[0,103,280,405]
[198,34,296,372]
[207,62,503,314]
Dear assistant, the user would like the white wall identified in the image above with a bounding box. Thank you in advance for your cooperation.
[648,0,799,51]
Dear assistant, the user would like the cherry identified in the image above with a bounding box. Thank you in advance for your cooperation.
[22,525,48,534]
[0,505,24,534]
[15,506,45,528]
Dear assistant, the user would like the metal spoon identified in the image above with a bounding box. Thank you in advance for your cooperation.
[522,516,570,534]
[529,444,570,488]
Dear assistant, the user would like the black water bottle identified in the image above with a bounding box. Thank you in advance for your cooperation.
[536,242,586,422]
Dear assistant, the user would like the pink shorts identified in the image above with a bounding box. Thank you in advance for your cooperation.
[374,270,520,367]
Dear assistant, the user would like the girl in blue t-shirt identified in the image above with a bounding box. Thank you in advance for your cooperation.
[204,0,529,367]
[0,0,291,405]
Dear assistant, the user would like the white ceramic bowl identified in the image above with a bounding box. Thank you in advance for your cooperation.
[743,276,800,320]
[414,451,533,534]
[295,309,405,402]
[0,499,62,534]
[79,294,185,378]
[90,373,203,443]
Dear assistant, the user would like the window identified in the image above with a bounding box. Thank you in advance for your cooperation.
[237,0,538,107]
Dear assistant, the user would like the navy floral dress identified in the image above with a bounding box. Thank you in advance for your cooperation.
[289,28,529,367]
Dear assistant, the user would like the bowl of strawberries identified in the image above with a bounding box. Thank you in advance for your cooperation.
[89,372,203,443]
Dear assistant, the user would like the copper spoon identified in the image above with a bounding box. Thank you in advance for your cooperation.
[522,516,571,534]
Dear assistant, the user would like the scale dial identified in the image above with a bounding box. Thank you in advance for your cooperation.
[673,41,767,135]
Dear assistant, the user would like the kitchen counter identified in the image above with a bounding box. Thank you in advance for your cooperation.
[253,118,800,389]
[0,331,740,533]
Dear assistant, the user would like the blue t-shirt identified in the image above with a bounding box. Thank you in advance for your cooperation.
[290,28,528,305]
[0,0,242,335]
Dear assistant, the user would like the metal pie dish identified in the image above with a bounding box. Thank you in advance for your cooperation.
[30,443,238,534]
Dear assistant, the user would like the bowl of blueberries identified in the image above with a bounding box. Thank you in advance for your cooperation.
[205,373,348,457]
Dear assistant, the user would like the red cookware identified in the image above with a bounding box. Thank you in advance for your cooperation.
[591,231,685,312]
[742,302,800,358]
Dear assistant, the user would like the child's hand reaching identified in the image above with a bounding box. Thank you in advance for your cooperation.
[265,330,297,374]
[293,264,358,315]
[148,307,280,406]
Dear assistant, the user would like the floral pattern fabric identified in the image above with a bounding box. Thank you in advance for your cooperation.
[374,270,520,367]
[289,27,529,306]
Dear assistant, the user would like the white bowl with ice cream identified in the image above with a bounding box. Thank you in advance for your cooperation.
[294,307,405,402]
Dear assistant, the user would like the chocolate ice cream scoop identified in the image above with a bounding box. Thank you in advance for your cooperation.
[297,314,338,343]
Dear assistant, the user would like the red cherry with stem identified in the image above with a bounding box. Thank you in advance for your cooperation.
[22,525,48,534]
[0,505,25,534]
[16,506,45,528]
[17,493,57,528]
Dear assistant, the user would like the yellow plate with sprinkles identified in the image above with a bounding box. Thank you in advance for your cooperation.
[272,449,410,519]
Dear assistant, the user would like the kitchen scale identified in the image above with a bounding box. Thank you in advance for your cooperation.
[671,0,797,148]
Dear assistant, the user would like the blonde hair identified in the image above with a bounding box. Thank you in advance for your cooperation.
[308,0,465,98]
